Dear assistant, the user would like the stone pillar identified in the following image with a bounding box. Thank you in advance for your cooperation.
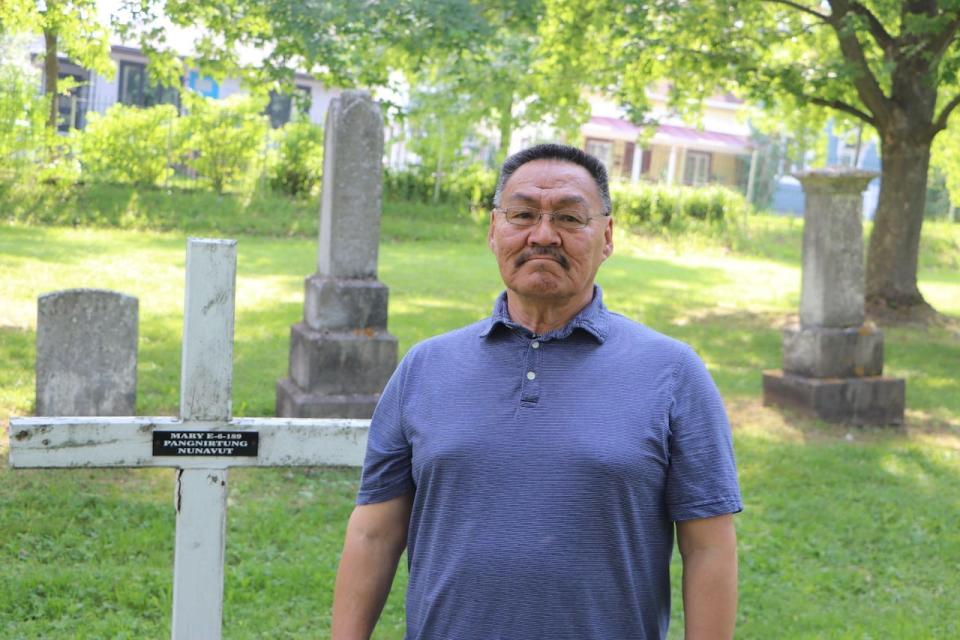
[36,289,138,416]
[276,91,398,418]
[763,170,905,425]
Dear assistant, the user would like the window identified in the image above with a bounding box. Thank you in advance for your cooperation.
[585,139,614,169]
[683,151,711,186]
[623,142,635,176]
[118,61,180,109]
[265,86,312,128]
[56,68,90,132]
[641,149,652,174]
[836,136,862,168]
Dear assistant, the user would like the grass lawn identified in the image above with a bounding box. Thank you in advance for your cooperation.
[1,204,959,638]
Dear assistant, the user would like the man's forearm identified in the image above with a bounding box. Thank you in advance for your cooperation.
[332,500,411,640]
[681,543,737,639]
[677,514,738,640]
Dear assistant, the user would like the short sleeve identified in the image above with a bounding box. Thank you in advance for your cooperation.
[665,347,743,521]
[356,359,415,505]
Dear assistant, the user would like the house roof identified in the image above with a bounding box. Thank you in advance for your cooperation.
[588,116,642,136]
[653,124,752,153]
[584,116,753,154]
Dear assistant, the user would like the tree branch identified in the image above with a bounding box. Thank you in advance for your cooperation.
[763,0,830,22]
[926,12,960,62]
[847,1,895,54]
[826,0,891,126]
[931,92,960,135]
[808,95,876,125]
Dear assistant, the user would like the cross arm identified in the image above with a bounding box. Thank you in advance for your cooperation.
[8,417,369,470]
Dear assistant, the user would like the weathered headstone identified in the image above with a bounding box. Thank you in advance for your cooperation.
[763,170,905,425]
[36,289,138,416]
[10,238,369,640]
[276,90,398,418]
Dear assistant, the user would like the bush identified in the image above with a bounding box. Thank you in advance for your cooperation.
[80,103,180,186]
[610,181,750,227]
[180,93,269,193]
[0,38,79,195]
[269,118,324,197]
[446,163,497,209]
[383,165,435,202]
[384,163,497,209]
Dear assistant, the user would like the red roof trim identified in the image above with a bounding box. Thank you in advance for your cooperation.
[587,117,751,149]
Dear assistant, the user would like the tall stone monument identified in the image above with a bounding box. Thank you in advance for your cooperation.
[36,288,138,416]
[276,91,398,418]
[763,170,905,425]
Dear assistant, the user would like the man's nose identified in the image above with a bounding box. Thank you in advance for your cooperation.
[527,214,562,245]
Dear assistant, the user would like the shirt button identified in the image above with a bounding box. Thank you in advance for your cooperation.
[531,341,540,349]
[526,371,536,380]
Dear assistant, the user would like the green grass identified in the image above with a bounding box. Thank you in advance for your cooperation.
[1,199,959,638]
[0,180,485,243]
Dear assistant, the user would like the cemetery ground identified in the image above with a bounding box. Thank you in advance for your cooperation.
[1,199,959,639]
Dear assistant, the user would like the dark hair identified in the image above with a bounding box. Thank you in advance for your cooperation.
[493,143,612,215]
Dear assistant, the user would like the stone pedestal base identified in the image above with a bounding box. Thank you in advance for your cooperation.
[782,323,884,378]
[288,323,397,394]
[277,322,397,419]
[276,378,383,419]
[762,370,904,426]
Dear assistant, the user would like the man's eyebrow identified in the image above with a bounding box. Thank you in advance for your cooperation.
[506,192,590,209]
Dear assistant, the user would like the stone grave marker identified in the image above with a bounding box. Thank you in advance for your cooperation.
[9,238,369,639]
[36,289,138,416]
[763,169,905,424]
[276,90,398,419]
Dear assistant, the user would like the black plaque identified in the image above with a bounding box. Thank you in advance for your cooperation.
[153,430,259,457]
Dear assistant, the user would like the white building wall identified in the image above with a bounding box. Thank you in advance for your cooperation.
[37,43,338,127]
[306,85,339,125]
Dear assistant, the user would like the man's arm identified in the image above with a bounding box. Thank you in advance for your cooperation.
[332,493,414,640]
[676,513,738,640]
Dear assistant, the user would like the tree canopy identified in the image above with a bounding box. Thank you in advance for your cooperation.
[1,0,113,127]
[535,0,960,317]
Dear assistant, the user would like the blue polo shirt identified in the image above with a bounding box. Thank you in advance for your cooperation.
[358,287,742,639]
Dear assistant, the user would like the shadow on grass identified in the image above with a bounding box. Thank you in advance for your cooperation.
[732,431,960,637]
[0,326,35,418]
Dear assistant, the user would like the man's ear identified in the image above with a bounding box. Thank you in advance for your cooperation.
[602,216,614,260]
[487,211,497,251]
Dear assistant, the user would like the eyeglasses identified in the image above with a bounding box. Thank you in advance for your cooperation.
[494,207,606,230]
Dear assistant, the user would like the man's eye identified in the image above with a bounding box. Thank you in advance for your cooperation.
[510,210,537,220]
[556,213,586,226]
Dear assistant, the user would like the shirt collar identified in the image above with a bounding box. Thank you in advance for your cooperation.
[478,285,609,343]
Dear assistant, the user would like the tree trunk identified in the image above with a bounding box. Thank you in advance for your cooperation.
[865,132,932,313]
[495,96,514,166]
[44,29,60,129]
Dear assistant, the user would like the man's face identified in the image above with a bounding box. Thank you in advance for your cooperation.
[488,159,614,304]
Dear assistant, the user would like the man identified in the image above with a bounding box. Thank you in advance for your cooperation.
[332,143,742,639]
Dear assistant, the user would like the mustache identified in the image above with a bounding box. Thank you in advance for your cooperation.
[515,247,570,270]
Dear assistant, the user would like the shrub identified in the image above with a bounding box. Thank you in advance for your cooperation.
[383,166,434,202]
[269,118,324,197]
[180,93,269,193]
[446,163,497,209]
[79,103,180,186]
[384,163,497,209]
[610,181,750,227]
[0,37,79,195]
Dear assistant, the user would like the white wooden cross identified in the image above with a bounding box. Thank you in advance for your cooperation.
[8,238,370,639]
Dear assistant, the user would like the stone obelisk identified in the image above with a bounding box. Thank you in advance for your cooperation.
[763,169,905,425]
[276,91,398,418]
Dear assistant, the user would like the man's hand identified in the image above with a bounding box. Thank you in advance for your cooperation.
[676,514,738,640]
[331,493,414,640]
